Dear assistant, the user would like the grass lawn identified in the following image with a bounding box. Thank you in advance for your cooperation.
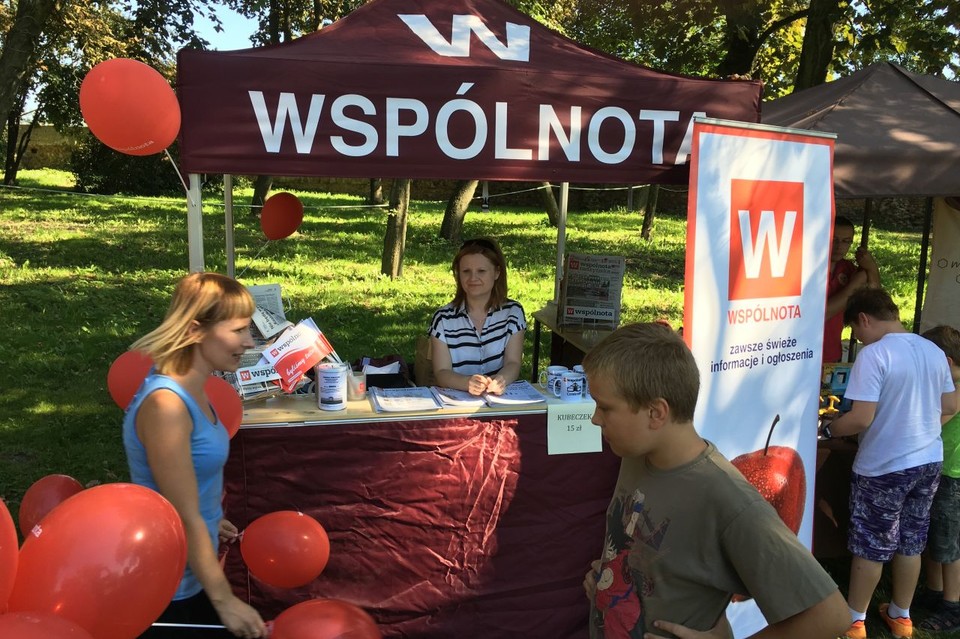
[0,168,945,637]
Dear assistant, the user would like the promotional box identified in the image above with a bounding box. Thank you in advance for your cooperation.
[558,253,625,329]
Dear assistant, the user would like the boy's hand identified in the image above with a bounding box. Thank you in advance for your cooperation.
[583,559,601,601]
[854,246,877,270]
[644,613,732,639]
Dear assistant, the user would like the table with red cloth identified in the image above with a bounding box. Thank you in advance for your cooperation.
[223,395,620,638]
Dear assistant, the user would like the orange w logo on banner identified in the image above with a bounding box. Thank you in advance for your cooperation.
[728,179,804,300]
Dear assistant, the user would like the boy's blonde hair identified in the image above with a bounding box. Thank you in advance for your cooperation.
[582,322,700,422]
[922,325,960,365]
[131,272,255,376]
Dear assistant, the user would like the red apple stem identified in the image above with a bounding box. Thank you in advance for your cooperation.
[764,414,781,455]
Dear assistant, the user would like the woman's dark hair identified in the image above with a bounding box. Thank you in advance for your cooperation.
[451,237,508,311]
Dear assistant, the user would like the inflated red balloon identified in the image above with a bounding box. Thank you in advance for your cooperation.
[8,483,187,639]
[0,499,18,612]
[79,58,180,156]
[240,511,330,588]
[206,375,243,438]
[107,350,154,409]
[0,611,94,639]
[261,192,304,240]
[272,599,381,639]
[18,474,84,537]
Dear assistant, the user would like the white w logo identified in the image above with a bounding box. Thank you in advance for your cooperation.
[738,209,797,278]
[399,14,530,62]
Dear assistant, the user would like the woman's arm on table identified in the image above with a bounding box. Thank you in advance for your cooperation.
[484,329,525,394]
[431,336,490,395]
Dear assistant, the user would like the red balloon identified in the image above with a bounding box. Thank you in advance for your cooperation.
[0,612,94,639]
[272,599,381,639]
[79,58,180,156]
[8,483,187,639]
[240,511,330,588]
[206,375,243,438]
[0,499,18,612]
[18,474,84,537]
[261,192,304,240]
[107,350,154,409]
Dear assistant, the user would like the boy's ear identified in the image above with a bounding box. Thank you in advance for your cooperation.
[647,398,670,429]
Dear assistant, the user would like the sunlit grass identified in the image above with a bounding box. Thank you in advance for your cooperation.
[0,170,926,553]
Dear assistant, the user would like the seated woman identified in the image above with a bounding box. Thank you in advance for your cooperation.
[430,237,526,396]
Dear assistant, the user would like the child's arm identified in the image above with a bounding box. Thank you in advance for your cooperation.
[643,590,848,639]
[854,246,880,287]
[825,399,876,437]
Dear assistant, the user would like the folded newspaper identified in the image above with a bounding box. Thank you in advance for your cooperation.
[370,387,443,413]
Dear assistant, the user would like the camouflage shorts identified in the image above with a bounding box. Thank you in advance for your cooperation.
[848,462,941,562]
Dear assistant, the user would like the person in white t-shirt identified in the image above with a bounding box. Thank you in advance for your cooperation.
[823,288,957,639]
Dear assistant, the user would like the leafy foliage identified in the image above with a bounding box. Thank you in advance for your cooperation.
[70,131,184,196]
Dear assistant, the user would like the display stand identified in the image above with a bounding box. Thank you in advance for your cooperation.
[530,302,616,380]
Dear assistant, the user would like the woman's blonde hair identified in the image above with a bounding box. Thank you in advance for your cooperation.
[131,272,255,376]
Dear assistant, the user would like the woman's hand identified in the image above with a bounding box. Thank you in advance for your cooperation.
[485,374,508,395]
[643,613,732,639]
[213,594,268,638]
[219,518,240,545]
[467,374,490,396]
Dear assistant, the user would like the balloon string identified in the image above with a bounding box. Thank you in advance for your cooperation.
[164,149,195,207]
[236,241,271,279]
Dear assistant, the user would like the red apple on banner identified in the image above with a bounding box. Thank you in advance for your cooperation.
[731,414,806,534]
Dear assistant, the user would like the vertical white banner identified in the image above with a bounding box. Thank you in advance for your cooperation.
[920,198,960,333]
[684,119,835,637]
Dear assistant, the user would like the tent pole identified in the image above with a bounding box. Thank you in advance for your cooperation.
[554,183,569,302]
[224,174,235,279]
[187,173,205,273]
[911,197,934,333]
[860,198,872,246]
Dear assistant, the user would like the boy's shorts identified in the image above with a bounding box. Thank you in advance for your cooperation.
[927,475,960,563]
[848,462,941,562]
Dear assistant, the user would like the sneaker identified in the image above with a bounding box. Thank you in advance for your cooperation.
[879,603,913,638]
[842,619,867,639]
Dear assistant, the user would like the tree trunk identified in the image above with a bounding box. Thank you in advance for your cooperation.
[439,179,478,242]
[0,0,60,121]
[640,185,660,240]
[367,178,384,205]
[540,182,560,227]
[4,106,37,185]
[381,178,412,279]
[794,0,845,91]
[251,175,274,216]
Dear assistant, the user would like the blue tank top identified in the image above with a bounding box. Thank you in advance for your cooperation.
[122,374,230,600]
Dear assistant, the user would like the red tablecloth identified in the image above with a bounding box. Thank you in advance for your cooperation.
[224,412,620,638]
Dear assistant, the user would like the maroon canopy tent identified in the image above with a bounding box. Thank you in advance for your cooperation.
[177,0,761,184]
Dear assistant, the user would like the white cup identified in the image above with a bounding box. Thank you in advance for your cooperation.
[552,371,585,401]
[573,364,590,398]
[539,365,568,391]
[347,370,367,401]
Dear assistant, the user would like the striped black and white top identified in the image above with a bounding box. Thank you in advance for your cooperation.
[429,300,527,376]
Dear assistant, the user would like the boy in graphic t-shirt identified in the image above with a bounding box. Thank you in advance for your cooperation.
[581,322,848,639]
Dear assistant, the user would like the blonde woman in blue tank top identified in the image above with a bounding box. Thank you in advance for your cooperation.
[122,272,266,639]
